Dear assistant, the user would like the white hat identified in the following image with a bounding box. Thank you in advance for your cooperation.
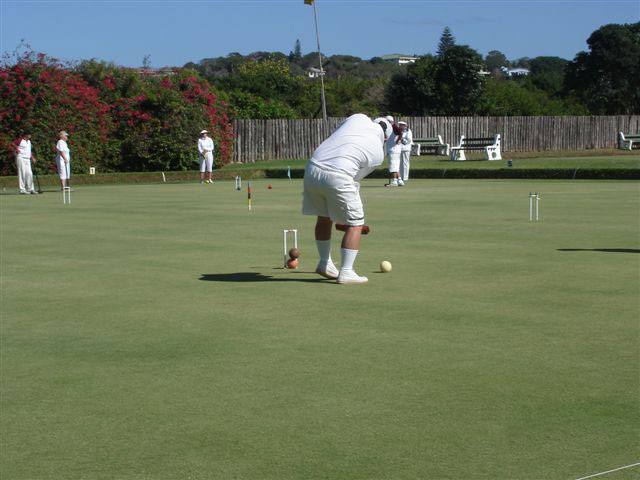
[385,115,394,123]
[398,121,407,126]
[373,117,392,140]
[200,130,208,134]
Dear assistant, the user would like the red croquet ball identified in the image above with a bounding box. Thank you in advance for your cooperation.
[287,258,299,269]
[268,185,272,189]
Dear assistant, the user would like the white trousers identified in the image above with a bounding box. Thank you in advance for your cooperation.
[399,150,411,181]
[16,156,34,193]
[57,159,71,180]
[388,151,401,173]
[200,152,213,172]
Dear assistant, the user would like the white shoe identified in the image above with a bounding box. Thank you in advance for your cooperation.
[315,260,339,279]
[397,180,405,186]
[337,269,368,284]
[384,182,398,187]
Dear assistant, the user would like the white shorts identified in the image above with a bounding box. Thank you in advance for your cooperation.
[388,151,401,173]
[57,160,70,180]
[200,152,213,172]
[302,164,365,226]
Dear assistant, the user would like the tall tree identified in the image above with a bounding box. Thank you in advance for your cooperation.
[484,50,509,72]
[437,27,456,57]
[565,22,640,114]
[289,39,302,62]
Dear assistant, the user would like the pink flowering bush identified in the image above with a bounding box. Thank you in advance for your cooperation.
[1,52,234,175]
[0,52,111,175]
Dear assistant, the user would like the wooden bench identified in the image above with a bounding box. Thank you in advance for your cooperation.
[619,132,640,150]
[411,136,450,156]
[450,134,502,161]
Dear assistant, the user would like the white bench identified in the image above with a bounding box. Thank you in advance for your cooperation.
[618,132,640,151]
[411,136,450,156]
[450,134,502,161]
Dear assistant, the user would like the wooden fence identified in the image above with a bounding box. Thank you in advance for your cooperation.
[232,115,640,163]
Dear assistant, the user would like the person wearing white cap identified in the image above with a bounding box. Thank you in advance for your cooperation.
[398,121,413,183]
[385,115,403,187]
[13,132,37,194]
[302,113,390,284]
[56,130,71,191]
[197,130,214,184]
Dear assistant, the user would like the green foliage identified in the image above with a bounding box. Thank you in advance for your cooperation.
[482,78,588,115]
[437,26,456,57]
[387,47,484,115]
[484,50,509,71]
[565,22,640,114]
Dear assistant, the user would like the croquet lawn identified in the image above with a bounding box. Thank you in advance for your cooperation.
[1,179,638,480]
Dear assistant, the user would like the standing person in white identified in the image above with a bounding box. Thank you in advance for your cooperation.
[384,115,403,187]
[398,121,413,183]
[55,131,71,191]
[14,133,37,194]
[198,130,214,184]
[302,113,391,284]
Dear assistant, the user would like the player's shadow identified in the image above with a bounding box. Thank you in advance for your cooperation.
[557,248,640,254]
[199,272,328,283]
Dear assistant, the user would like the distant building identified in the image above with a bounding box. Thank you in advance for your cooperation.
[501,67,530,77]
[381,54,418,65]
[308,67,326,78]
[130,67,178,77]
[478,70,491,77]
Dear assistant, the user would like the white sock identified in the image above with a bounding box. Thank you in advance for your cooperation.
[316,240,332,264]
[340,248,358,272]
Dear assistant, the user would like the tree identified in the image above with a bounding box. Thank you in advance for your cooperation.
[289,39,302,62]
[386,46,484,116]
[565,22,640,113]
[437,27,456,57]
[484,50,509,71]
[434,46,485,114]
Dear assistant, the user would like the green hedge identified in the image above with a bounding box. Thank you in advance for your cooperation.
[265,168,640,180]
[2,167,637,189]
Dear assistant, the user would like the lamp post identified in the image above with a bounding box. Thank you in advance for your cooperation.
[306,0,327,120]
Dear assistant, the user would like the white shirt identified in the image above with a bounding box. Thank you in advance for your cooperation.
[56,139,69,162]
[401,128,413,152]
[16,139,31,159]
[386,127,403,154]
[198,136,214,155]
[308,114,385,181]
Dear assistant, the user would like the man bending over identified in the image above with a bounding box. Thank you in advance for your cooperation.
[302,114,391,284]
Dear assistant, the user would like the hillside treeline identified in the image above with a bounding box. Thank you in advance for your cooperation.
[186,22,639,118]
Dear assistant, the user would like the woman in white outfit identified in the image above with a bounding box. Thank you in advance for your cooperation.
[197,130,215,184]
[56,131,71,191]
[399,121,413,183]
[385,115,403,187]
[14,133,37,194]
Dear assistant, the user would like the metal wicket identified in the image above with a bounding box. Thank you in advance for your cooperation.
[235,176,242,191]
[529,192,540,221]
[282,229,298,267]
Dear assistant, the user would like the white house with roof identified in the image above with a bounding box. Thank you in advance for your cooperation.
[381,54,418,65]
[501,67,530,77]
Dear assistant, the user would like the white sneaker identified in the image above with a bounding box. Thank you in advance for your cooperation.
[337,269,368,284]
[315,260,339,279]
[397,180,405,186]
[384,182,398,187]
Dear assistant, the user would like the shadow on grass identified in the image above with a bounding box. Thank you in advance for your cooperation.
[557,248,640,254]
[199,272,329,283]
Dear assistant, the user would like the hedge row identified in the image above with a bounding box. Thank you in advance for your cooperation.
[265,168,640,180]
[1,167,637,189]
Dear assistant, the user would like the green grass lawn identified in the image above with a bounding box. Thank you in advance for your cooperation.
[1,179,639,479]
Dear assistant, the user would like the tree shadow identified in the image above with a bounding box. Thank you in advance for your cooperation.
[557,248,640,254]
[199,272,330,283]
